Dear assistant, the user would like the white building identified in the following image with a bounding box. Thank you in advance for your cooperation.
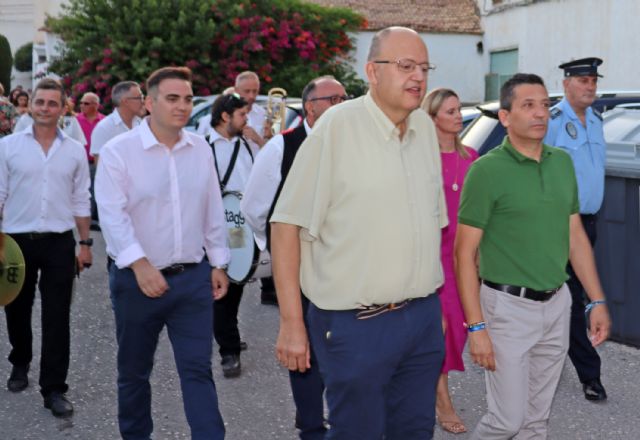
[0,0,66,89]
[477,0,640,97]
[307,0,486,103]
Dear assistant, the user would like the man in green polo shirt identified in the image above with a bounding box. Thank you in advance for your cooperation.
[455,73,611,439]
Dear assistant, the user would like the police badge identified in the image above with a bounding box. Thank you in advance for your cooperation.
[565,122,578,139]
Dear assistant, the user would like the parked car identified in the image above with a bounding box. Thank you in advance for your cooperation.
[461,91,640,155]
[461,106,481,131]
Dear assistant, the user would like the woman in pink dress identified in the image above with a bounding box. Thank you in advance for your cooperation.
[422,88,478,434]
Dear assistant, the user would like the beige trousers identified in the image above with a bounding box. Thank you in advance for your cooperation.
[471,283,571,440]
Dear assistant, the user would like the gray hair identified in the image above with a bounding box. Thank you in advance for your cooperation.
[111,81,139,106]
[82,92,100,105]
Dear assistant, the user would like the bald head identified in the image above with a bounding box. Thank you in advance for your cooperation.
[367,27,424,61]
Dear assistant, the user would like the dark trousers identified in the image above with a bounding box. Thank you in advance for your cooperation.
[109,261,225,440]
[290,295,326,440]
[213,281,244,356]
[4,231,75,397]
[566,214,602,383]
[89,162,99,226]
[308,294,444,440]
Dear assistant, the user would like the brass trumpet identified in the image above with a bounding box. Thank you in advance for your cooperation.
[266,87,287,136]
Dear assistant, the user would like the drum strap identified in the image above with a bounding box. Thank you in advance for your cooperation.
[208,136,253,191]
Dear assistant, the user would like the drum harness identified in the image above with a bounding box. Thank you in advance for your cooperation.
[207,135,253,191]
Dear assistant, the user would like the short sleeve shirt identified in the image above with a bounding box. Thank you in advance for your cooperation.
[458,137,579,291]
[271,93,447,310]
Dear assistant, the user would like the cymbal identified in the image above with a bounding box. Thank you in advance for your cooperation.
[0,234,26,306]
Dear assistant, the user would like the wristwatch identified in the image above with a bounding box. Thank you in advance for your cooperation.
[213,264,229,271]
[79,238,94,247]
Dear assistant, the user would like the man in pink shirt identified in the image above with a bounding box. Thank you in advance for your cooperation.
[76,92,105,163]
[76,92,105,230]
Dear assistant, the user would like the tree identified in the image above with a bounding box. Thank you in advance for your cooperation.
[46,0,367,110]
[14,43,33,72]
[0,34,12,94]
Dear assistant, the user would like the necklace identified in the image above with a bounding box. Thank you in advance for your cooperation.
[451,151,460,191]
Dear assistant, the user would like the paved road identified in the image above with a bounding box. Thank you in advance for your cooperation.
[1,232,638,439]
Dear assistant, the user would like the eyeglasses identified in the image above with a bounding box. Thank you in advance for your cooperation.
[124,95,144,102]
[79,101,96,106]
[373,58,436,74]
[308,95,350,105]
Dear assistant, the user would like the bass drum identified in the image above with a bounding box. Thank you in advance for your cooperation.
[222,191,271,284]
[0,234,26,306]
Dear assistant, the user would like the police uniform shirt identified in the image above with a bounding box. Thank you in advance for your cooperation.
[544,97,605,214]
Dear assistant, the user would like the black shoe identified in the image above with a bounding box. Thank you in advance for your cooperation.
[7,365,29,392]
[44,392,74,418]
[583,378,607,401]
[260,290,279,306]
[221,354,241,378]
[240,341,248,351]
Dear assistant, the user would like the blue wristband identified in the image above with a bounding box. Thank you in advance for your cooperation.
[585,299,606,314]
[467,321,486,333]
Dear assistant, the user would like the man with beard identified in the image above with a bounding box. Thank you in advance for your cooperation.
[544,57,608,401]
[207,93,258,378]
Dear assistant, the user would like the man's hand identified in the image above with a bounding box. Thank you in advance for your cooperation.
[276,318,311,373]
[76,245,92,272]
[130,258,168,298]
[588,304,611,347]
[211,268,229,300]
[242,126,265,147]
[469,330,496,371]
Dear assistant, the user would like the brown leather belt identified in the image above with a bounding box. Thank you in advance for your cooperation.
[356,299,411,320]
[483,280,560,302]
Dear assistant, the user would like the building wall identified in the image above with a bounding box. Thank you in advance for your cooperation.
[351,31,486,104]
[478,0,640,93]
[0,0,65,89]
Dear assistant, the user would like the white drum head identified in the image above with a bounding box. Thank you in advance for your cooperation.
[223,192,258,283]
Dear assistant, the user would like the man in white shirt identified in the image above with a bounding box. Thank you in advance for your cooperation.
[95,67,229,440]
[206,93,257,378]
[0,78,92,419]
[241,75,347,440]
[235,71,268,148]
[90,81,144,162]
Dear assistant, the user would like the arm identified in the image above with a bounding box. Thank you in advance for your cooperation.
[568,214,610,346]
[74,216,92,271]
[240,135,284,250]
[271,222,310,372]
[455,223,495,371]
[95,146,167,297]
[72,147,92,271]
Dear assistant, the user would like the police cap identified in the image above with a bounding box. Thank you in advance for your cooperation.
[559,57,603,78]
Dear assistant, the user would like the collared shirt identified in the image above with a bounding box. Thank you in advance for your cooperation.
[90,109,141,157]
[77,112,106,160]
[544,97,605,214]
[206,129,259,192]
[241,120,311,250]
[0,126,91,233]
[95,118,230,269]
[14,114,87,146]
[458,137,580,291]
[248,104,266,138]
[271,93,447,310]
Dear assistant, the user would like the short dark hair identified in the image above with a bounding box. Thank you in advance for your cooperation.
[500,73,546,111]
[210,93,248,127]
[301,75,337,117]
[33,78,66,105]
[111,81,139,106]
[146,66,192,97]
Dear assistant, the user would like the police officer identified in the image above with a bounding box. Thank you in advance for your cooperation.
[544,57,607,401]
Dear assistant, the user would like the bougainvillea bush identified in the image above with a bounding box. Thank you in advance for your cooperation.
[47,0,367,111]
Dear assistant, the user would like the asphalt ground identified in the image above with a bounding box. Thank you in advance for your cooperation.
[1,232,638,439]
